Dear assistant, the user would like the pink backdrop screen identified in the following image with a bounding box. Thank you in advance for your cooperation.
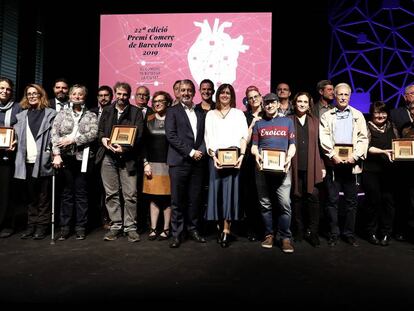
[99,13,272,108]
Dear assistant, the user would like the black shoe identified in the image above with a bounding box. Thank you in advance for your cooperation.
[148,228,158,241]
[75,228,86,240]
[20,225,35,239]
[170,237,181,248]
[189,231,206,243]
[307,232,320,247]
[367,234,380,245]
[344,236,359,247]
[247,232,258,242]
[58,227,70,241]
[33,225,47,240]
[380,235,390,246]
[328,235,338,247]
[0,228,13,238]
[157,228,170,241]
[220,232,230,248]
[394,233,405,242]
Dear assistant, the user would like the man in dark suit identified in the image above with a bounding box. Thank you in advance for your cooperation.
[390,84,414,241]
[165,79,207,248]
[89,85,113,230]
[48,78,69,111]
[90,85,113,121]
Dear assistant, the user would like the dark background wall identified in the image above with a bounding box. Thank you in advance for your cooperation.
[13,0,332,102]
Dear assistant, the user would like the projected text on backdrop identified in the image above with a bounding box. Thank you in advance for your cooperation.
[99,13,272,108]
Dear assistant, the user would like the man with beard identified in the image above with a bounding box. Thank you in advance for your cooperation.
[49,78,70,112]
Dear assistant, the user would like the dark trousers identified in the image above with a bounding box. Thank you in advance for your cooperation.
[240,156,263,237]
[60,157,88,229]
[26,164,51,226]
[362,170,395,236]
[292,170,320,235]
[0,161,16,229]
[169,164,203,238]
[394,163,414,236]
[325,166,358,238]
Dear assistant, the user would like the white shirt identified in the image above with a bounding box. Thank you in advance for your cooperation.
[204,108,248,153]
[182,103,197,142]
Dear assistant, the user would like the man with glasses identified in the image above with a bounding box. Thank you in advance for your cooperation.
[319,83,368,248]
[251,93,296,253]
[275,82,294,116]
[134,86,153,118]
[91,85,113,121]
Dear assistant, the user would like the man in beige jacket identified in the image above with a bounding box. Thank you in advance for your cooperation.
[319,82,368,247]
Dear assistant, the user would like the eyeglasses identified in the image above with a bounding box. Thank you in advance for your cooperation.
[373,112,387,116]
[136,93,149,98]
[248,95,261,101]
[153,99,167,104]
[27,92,40,98]
[264,100,278,106]
[98,94,110,97]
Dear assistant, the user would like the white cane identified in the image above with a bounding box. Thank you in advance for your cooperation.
[50,171,56,245]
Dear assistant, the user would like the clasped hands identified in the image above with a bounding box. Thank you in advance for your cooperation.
[102,137,123,154]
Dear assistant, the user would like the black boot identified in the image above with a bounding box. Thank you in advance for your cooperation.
[20,225,35,239]
[33,225,48,240]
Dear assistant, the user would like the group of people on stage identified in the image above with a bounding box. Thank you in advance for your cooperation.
[1,75,414,253]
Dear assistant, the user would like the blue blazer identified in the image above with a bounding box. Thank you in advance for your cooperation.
[165,103,206,166]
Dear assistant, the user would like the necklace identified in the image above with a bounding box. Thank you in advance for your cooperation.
[156,113,165,128]
[219,108,231,119]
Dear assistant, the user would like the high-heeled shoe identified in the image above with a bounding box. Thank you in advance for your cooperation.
[158,228,170,241]
[148,228,157,241]
[220,232,230,248]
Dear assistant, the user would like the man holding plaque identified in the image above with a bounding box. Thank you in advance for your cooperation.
[390,84,414,241]
[96,82,143,243]
[165,79,207,248]
[319,83,368,247]
[251,93,296,253]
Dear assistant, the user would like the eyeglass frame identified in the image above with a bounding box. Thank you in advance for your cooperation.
[27,92,40,98]
[248,94,261,101]
[153,99,167,104]
[136,93,149,98]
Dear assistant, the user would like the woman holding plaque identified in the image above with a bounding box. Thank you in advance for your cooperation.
[0,77,22,238]
[14,84,57,240]
[51,84,98,240]
[362,101,398,246]
[290,92,325,247]
[142,91,173,241]
[204,84,248,247]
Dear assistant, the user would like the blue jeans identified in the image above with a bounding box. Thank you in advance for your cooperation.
[255,169,292,240]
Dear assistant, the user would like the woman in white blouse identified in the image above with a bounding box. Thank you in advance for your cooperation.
[204,83,248,247]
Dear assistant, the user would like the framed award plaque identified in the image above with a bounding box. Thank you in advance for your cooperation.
[217,148,239,167]
[109,125,138,147]
[392,138,414,161]
[334,144,353,161]
[0,127,14,149]
[261,148,286,173]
